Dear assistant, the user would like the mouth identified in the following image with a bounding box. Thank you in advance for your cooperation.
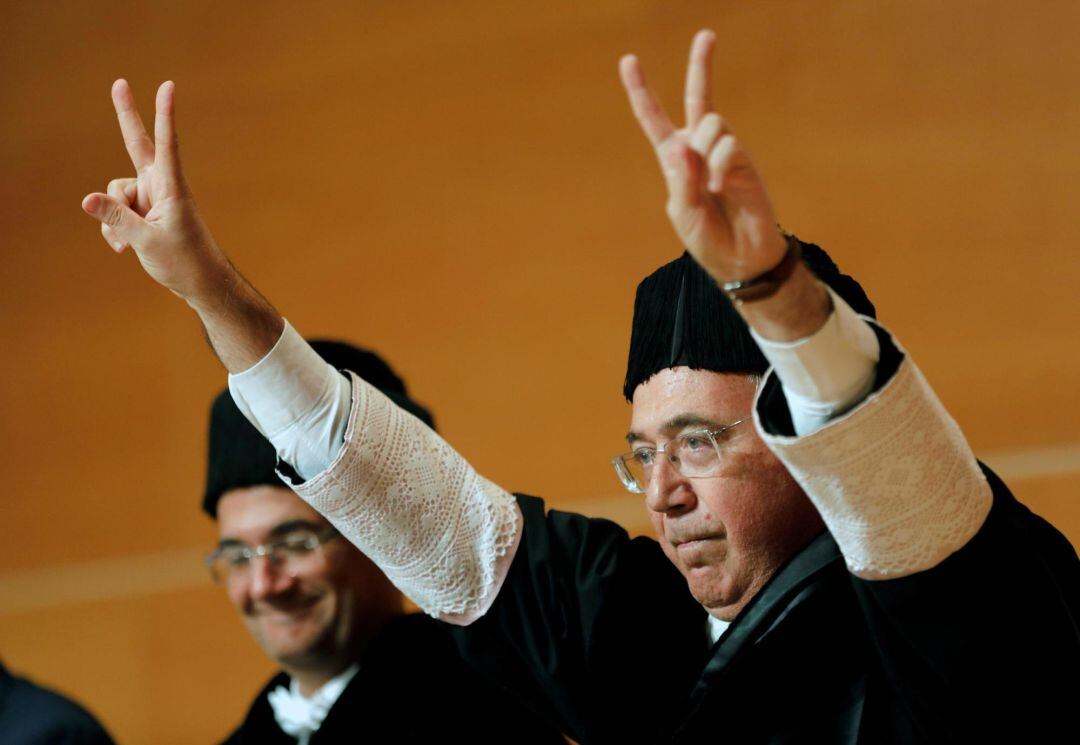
[253,594,323,621]
[672,534,723,551]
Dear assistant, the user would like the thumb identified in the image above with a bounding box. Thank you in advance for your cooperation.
[82,193,148,249]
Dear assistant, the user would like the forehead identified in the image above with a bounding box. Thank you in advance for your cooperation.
[216,485,327,541]
[629,367,756,436]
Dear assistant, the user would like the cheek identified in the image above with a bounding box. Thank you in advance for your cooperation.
[649,511,673,548]
[227,586,250,614]
[710,451,799,542]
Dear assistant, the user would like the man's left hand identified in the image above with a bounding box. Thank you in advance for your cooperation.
[619,30,787,285]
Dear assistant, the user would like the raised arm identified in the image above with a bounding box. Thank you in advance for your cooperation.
[619,32,992,581]
[81,80,522,621]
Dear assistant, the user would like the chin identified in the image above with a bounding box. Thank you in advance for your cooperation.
[251,610,332,659]
[262,626,322,660]
[684,565,739,611]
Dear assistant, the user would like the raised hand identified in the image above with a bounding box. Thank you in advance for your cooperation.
[619,30,788,283]
[82,80,281,372]
[81,80,229,305]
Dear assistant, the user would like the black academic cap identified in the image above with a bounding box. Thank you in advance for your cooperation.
[202,340,435,518]
[623,237,876,401]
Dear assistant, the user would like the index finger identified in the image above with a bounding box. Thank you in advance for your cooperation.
[619,54,676,148]
[683,30,716,128]
[111,79,155,173]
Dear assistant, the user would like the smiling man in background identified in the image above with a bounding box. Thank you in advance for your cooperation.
[202,340,564,744]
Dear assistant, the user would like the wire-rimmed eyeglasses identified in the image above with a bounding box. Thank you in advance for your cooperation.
[611,418,749,494]
[205,525,340,585]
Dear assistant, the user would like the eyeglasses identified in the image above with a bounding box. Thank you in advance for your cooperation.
[205,526,341,585]
[611,418,749,494]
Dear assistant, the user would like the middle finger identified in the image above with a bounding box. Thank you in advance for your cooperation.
[683,30,716,129]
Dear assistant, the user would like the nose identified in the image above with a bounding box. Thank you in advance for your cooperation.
[246,555,296,602]
[644,455,696,515]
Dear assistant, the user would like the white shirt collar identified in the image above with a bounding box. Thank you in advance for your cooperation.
[706,615,731,646]
[267,663,361,744]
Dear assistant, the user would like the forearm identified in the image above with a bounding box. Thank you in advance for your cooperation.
[752,285,880,435]
[736,259,832,343]
[228,321,350,479]
[756,327,992,579]
[745,271,990,577]
[187,260,285,374]
[229,324,522,621]
[283,371,522,622]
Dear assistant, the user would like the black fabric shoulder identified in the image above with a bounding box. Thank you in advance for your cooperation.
[317,613,566,744]
[224,616,565,744]
[449,494,706,744]
[0,666,116,745]
[848,466,1080,741]
[219,671,291,745]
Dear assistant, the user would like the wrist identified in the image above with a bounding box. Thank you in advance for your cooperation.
[191,271,285,373]
[721,234,801,304]
[182,250,239,315]
[737,262,832,342]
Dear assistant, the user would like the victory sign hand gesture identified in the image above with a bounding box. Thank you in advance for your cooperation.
[82,80,229,306]
[619,31,788,283]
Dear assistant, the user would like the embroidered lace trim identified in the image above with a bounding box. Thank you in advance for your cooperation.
[757,354,992,580]
[281,371,521,618]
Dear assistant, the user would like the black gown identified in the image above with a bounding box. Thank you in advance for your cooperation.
[451,336,1080,744]
[0,662,114,745]
[221,613,567,744]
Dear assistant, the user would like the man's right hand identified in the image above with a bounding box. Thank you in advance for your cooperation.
[81,79,231,309]
[82,79,283,372]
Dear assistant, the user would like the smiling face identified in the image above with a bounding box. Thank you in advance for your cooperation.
[215,485,402,676]
[629,367,824,620]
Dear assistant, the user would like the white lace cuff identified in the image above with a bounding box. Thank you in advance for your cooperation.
[280,371,522,622]
[756,343,993,579]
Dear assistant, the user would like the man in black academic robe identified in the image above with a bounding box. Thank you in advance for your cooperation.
[444,33,1080,742]
[442,33,1080,739]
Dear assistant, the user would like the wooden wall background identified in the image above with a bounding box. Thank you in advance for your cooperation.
[2,1,1077,741]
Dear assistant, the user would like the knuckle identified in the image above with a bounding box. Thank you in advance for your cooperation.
[104,202,124,227]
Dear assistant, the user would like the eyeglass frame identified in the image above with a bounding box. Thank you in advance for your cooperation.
[611,417,750,495]
[205,524,342,585]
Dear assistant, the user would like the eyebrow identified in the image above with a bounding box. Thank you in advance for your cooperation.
[626,414,724,444]
[216,519,326,550]
[268,519,326,537]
